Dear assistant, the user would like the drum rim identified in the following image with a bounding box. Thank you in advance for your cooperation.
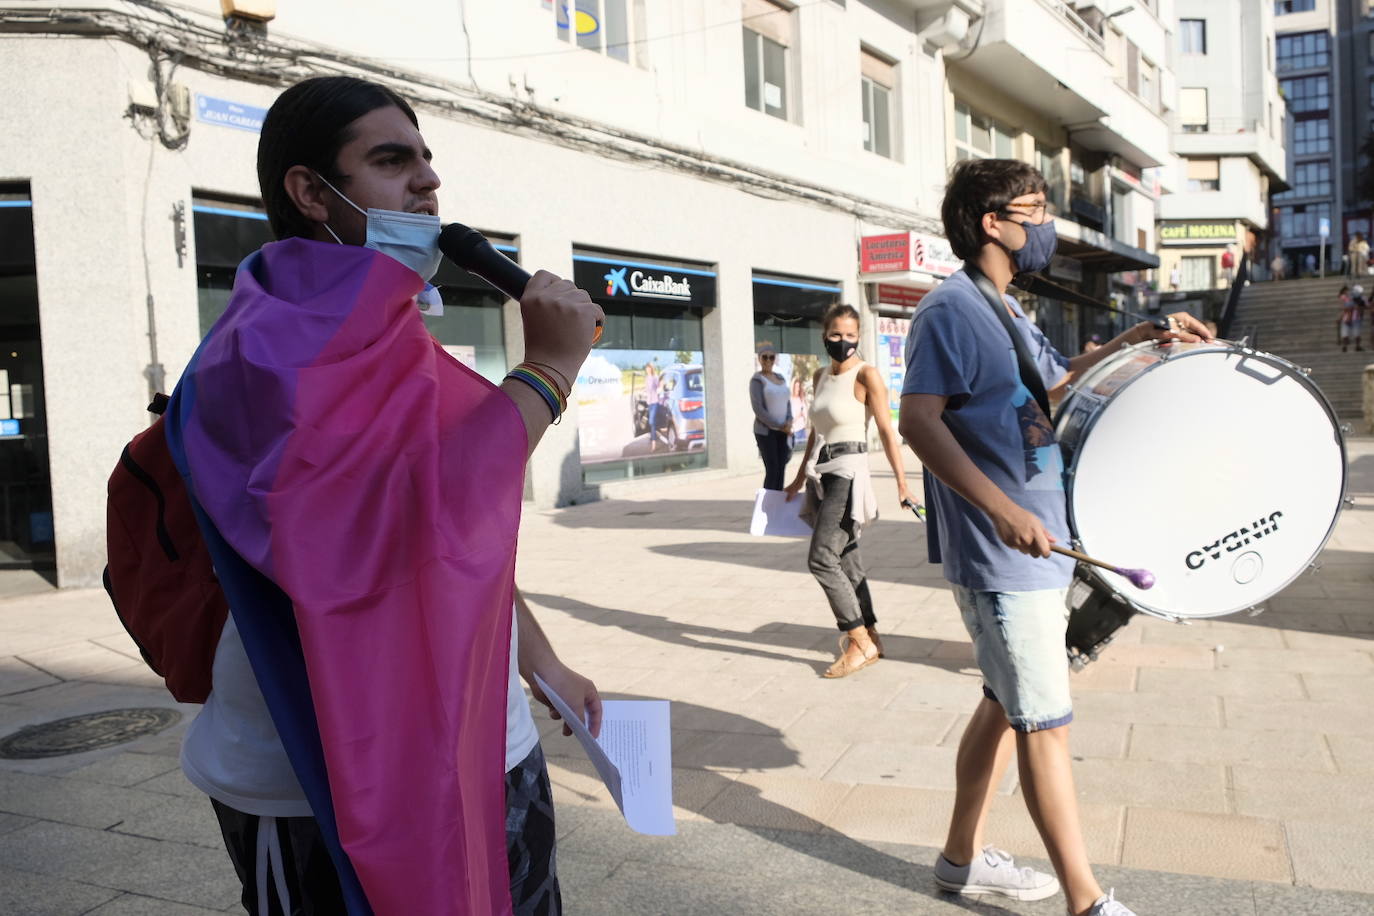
[1058,341,1350,620]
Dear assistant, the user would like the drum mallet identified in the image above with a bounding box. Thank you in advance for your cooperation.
[1051,546,1156,590]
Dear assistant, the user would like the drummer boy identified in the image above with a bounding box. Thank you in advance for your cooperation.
[898,158,1209,916]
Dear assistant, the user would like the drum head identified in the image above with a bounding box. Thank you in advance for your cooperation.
[1066,346,1346,619]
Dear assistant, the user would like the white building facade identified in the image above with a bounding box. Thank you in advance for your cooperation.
[1,0,1177,587]
[1158,0,1287,290]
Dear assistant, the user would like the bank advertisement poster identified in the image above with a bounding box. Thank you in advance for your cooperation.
[753,352,820,448]
[576,349,706,463]
[875,316,910,426]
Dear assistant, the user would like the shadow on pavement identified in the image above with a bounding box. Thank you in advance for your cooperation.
[524,592,964,679]
[553,694,1006,914]
[550,499,754,533]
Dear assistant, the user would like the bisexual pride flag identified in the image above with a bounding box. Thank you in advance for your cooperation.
[166,238,527,914]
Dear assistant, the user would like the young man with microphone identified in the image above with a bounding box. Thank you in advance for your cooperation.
[170,76,602,915]
[898,159,1209,916]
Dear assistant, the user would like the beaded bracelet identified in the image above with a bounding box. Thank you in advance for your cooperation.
[506,366,562,422]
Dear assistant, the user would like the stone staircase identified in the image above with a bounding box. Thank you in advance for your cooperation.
[1229,274,1371,422]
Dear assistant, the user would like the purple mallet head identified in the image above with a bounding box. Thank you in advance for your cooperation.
[1119,567,1156,590]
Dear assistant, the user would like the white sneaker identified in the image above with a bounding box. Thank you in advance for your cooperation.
[1082,889,1136,916]
[933,846,1060,901]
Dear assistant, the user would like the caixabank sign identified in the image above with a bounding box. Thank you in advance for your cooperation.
[573,253,717,308]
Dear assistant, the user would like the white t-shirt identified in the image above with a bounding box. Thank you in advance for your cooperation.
[182,609,539,817]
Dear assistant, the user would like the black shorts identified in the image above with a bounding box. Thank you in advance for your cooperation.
[211,743,561,915]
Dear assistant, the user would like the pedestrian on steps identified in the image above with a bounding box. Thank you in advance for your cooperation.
[1340,285,1365,352]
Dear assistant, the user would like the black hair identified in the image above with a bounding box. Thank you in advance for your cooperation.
[821,303,861,332]
[257,77,419,240]
[940,158,1049,261]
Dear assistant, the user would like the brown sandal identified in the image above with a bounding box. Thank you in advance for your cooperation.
[823,634,880,678]
[866,627,885,658]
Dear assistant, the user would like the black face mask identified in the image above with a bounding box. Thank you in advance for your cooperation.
[824,337,858,362]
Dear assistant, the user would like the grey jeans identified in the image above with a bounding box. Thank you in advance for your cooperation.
[807,473,876,632]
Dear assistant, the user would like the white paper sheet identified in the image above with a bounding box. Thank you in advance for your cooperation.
[749,488,813,537]
[533,674,676,836]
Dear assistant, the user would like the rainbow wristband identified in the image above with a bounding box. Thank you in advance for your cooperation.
[517,364,568,412]
[506,367,561,421]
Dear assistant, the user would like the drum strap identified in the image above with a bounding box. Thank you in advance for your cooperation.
[964,265,1053,421]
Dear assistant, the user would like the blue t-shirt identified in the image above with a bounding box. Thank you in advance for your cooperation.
[902,269,1075,592]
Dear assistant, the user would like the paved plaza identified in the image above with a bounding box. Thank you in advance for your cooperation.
[1,439,1372,914]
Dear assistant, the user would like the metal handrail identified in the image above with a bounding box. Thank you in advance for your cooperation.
[1032,0,1107,53]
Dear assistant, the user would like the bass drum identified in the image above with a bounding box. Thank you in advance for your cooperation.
[1056,340,1347,661]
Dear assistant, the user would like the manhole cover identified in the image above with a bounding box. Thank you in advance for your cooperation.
[0,707,181,759]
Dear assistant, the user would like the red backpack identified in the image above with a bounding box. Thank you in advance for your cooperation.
[103,394,227,703]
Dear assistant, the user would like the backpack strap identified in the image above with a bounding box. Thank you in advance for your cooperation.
[964,265,1052,420]
[148,393,170,416]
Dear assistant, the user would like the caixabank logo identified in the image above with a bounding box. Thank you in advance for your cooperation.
[603,267,693,302]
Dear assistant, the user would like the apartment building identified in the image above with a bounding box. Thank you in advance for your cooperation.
[1158,0,1287,290]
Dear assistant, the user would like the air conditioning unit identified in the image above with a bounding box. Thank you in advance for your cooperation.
[220,0,275,22]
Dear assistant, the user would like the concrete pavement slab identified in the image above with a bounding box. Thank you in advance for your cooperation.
[0,864,119,916]
[64,751,182,787]
[1325,733,1374,773]
[109,793,225,849]
[1071,758,1230,813]
[1134,667,1308,700]
[1283,819,1374,894]
[1127,724,1336,771]
[1120,808,1291,883]
[0,770,168,829]
[1222,698,1374,735]
[697,771,854,832]
[0,657,60,696]
[1231,767,1374,826]
[1215,646,1374,674]
[83,895,228,915]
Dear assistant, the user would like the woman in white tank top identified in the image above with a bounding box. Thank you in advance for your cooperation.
[785,305,914,678]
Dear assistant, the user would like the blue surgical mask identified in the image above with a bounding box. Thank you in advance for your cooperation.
[315,174,444,284]
[1008,218,1058,275]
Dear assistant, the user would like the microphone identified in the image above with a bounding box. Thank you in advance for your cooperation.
[438,222,603,343]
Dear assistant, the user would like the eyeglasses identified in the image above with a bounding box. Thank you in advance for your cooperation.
[998,200,1049,221]
[759,353,776,361]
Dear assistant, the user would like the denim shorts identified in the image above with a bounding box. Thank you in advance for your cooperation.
[952,585,1072,733]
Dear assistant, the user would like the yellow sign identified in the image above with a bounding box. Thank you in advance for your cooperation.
[1159,221,1236,244]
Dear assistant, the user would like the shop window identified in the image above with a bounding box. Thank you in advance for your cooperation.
[743,0,792,121]
[1179,19,1206,55]
[426,243,515,384]
[555,0,648,67]
[1185,158,1220,193]
[752,272,841,449]
[573,252,715,481]
[953,100,1014,161]
[192,196,273,335]
[1180,256,1215,290]
[860,48,895,158]
[1179,88,1208,133]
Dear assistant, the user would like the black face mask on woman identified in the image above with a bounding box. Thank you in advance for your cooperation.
[823,337,859,362]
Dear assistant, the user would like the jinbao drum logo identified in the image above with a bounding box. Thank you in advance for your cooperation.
[1184,510,1283,571]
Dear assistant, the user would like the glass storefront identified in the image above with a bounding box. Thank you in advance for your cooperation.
[751,272,840,447]
[0,187,54,573]
[573,250,714,483]
[192,196,273,335]
[425,236,514,384]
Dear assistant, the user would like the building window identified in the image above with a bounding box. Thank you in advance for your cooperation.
[1180,256,1215,290]
[1274,0,1317,13]
[1037,144,1066,213]
[860,48,895,158]
[1277,202,1331,237]
[1287,160,1332,197]
[1281,75,1331,113]
[1293,117,1331,156]
[1138,58,1158,111]
[1185,158,1220,192]
[1276,31,1330,71]
[1179,88,1208,132]
[742,0,792,120]
[1180,19,1206,55]
[556,1,647,66]
[954,100,1014,161]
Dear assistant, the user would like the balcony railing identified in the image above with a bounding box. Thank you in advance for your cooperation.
[1032,0,1106,54]
[1175,117,1266,135]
